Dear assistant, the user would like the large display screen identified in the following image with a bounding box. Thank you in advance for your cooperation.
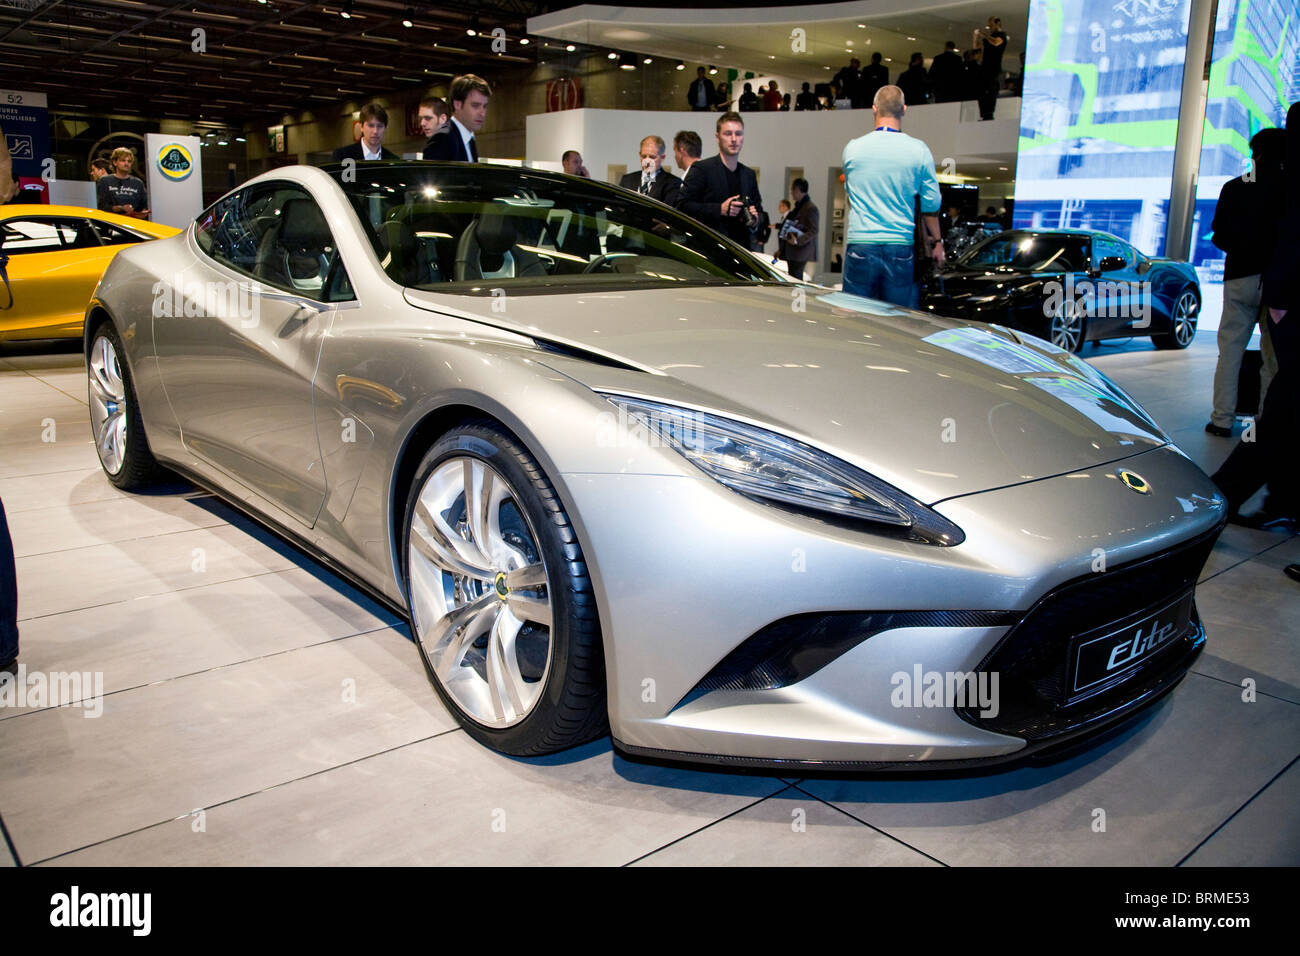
[1190,0,1300,286]
[1013,0,1193,256]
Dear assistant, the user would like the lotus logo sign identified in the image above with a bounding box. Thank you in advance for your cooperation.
[155,143,193,182]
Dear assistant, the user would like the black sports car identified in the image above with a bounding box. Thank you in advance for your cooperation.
[921,229,1200,353]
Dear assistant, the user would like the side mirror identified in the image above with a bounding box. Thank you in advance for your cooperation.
[1097,255,1127,273]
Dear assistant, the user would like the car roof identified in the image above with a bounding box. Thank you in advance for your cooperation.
[0,204,180,237]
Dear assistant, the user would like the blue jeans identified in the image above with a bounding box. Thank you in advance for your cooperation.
[843,242,917,308]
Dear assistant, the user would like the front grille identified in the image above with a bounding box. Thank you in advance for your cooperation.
[958,524,1222,739]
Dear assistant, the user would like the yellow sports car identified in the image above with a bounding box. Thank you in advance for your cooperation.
[0,205,179,342]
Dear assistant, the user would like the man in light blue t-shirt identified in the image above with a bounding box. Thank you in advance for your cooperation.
[841,85,944,308]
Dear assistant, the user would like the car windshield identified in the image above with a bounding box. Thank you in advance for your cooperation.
[328,163,781,292]
[958,232,1089,273]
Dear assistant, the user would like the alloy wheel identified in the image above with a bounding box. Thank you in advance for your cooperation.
[1172,291,1198,346]
[1049,302,1085,352]
[88,332,127,475]
[406,456,553,728]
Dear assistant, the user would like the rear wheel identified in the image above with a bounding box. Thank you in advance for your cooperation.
[1152,288,1198,350]
[401,422,606,755]
[87,323,163,489]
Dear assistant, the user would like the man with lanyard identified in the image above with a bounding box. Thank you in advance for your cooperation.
[841,85,943,307]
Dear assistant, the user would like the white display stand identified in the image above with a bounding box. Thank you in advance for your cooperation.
[143,133,203,228]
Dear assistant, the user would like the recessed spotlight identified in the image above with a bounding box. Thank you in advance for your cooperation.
[340,0,352,19]
[235,136,246,142]
[619,52,637,70]
[566,43,576,51]
[907,36,916,41]
[607,51,618,59]
[402,8,413,28]
[708,65,717,75]
[857,23,866,28]
[643,56,652,64]
[999,166,1008,171]
[519,37,529,45]
[675,61,685,70]
[768,54,775,59]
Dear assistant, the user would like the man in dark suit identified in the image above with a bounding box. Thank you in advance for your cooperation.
[834,58,863,108]
[333,102,399,162]
[677,111,762,249]
[862,53,889,107]
[423,74,491,161]
[929,42,964,103]
[618,135,683,206]
[781,177,819,280]
[686,67,715,112]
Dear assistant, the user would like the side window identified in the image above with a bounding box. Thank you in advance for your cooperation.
[194,182,352,301]
[1092,236,1129,267]
[88,219,145,246]
[0,218,100,254]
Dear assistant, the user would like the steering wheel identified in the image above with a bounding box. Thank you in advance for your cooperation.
[582,252,636,274]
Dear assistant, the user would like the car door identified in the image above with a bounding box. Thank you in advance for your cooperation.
[0,215,111,338]
[153,180,355,529]
[1089,234,1144,338]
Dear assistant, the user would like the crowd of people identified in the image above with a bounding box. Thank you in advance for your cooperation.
[696,18,1017,121]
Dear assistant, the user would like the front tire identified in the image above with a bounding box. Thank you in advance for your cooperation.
[1048,299,1087,353]
[401,422,607,755]
[1152,288,1198,350]
[87,323,163,489]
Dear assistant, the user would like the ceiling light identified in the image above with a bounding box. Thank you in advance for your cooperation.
[402,8,413,28]
[217,139,229,146]
[519,37,529,45]
[908,36,916,41]
[642,56,652,64]
[619,52,637,70]
[708,65,717,75]
[236,136,247,142]
[466,14,479,36]
[341,0,352,19]
[857,23,866,28]
[607,51,618,59]
[675,61,684,70]
[566,43,576,52]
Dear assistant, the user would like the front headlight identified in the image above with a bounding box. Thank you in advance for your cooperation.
[605,396,964,546]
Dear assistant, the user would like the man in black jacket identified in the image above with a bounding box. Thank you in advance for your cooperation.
[929,42,964,103]
[618,135,682,206]
[897,52,930,106]
[861,53,889,107]
[423,74,491,161]
[1212,102,1300,536]
[1205,128,1285,436]
[781,177,819,279]
[686,67,715,112]
[677,112,761,249]
[333,103,399,162]
[737,83,760,112]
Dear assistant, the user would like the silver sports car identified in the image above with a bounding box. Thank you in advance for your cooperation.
[84,162,1225,770]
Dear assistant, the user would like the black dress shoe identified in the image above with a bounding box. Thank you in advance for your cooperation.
[1204,422,1232,438]
[1229,511,1299,533]
[1285,564,1300,583]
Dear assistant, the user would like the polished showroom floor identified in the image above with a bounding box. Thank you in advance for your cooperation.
[1,334,1296,867]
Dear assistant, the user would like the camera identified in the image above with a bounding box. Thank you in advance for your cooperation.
[738,196,758,229]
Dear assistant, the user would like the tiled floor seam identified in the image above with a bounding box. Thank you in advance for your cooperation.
[0,813,22,867]
[788,782,950,866]
[1187,668,1300,707]
[1174,751,1300,866]
[0,619,408,722]
[619,782,796,866]
[7,367,88,406]
[16,566,298,623]
[24,727,464,866]
[1199,533,1298,584]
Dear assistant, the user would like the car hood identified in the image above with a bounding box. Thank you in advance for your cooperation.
[404,284,1168,503]
[927,267,1053,300]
